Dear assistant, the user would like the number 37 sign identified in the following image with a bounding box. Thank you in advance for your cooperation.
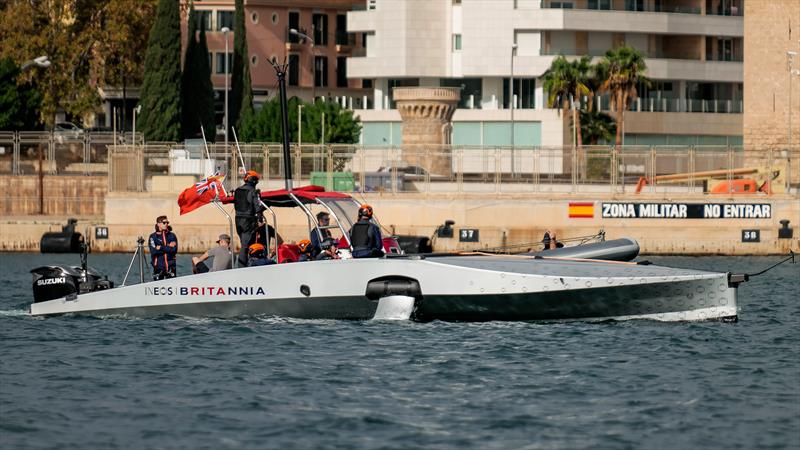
[459,229,479,242]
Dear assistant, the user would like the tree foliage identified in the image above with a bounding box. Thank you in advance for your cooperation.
[240,98,361,145]
[0,58,43,130]
[179,5,215,141]
[542,55,591,147]
[137,0,182,141]
[0,0,157,128]
[597,46,648,146]
[229,0,254,132]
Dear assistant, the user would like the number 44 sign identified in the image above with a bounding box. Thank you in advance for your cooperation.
[741,230,760,243]
[459,229,480,243]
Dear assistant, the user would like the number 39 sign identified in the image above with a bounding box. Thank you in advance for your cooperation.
[459,229,479,243]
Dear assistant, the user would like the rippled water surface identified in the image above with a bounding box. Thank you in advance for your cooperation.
[1,253,798,450]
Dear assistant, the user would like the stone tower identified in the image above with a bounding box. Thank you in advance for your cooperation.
[393,87,460,175]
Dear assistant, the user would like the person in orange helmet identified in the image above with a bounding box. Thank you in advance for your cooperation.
[247,243,274,266]
[297,239,313,262]
[234,170,265,267]
[348,204,384,258]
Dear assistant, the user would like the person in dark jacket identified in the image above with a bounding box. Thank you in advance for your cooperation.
[148,215,178,279]
[234,170,265,267]
[348,204,384,258]
[309,211,332,258]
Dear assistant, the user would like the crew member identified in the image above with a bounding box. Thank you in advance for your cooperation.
[297,239,313,262]
[309,211,332,257]
[234,170,265,267]
[247,243,274,266]
[148,215,178,280]
[348,204,383,258]
[542,230,563,250]
[316,237,340,261]
[192,233,232,273]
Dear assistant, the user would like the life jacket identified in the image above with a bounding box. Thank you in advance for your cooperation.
[350,221,374,252]
[234,183,258,217]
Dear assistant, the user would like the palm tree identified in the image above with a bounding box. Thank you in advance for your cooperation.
[542,55,591,147]
[580,110,616,145]
[597,46,648,147]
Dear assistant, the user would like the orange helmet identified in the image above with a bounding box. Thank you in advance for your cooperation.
[248,243,266,255]
[244,170,261,182]
[358,204,373,219]
[298,239,312,252]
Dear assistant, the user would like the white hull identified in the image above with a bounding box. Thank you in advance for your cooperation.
[30,256,738,322]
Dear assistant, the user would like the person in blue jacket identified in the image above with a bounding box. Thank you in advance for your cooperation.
[348,204,384,258]
[149,215,178,280]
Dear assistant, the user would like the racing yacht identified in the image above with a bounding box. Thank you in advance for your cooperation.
[29,61,746,322]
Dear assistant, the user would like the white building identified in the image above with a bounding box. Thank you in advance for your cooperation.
[347,0,743,148]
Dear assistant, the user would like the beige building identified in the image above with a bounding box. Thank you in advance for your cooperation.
[348,0,744,150]
[742,0,800,154]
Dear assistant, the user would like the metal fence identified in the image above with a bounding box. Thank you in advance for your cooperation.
[104,143,798,197]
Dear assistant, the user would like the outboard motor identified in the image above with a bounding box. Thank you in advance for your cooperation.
[31,265,81,303]
[31,241,114,304]
[40,218,83,253]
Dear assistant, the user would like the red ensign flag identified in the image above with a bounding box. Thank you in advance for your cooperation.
[177,172,226,215]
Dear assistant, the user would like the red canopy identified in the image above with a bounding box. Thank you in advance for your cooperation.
[220,184,352,207]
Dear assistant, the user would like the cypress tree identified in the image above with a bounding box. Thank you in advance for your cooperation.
[180,5,199,139]
[138,0,182,142]
[229,0,254,132]
[196,19,217,142]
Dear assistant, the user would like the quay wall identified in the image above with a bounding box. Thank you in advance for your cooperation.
[1,193,797,256]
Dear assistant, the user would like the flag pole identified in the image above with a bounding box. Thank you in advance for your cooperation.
[199,121,212,162]
[232,127,247,172]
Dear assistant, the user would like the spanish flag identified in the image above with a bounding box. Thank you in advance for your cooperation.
[568,202,594,218]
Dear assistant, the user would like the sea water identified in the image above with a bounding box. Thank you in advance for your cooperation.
[1,253,798,450]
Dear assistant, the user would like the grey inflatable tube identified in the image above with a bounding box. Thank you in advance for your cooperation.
[525,238,640,262]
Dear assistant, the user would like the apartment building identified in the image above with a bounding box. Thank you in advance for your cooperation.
[347,0,744,148]
[188,0,369,124]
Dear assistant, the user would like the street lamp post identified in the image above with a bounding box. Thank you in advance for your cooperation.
[510,43,517,176]
[133,104,142,145]
[222,27,231,150]
[290,28,316,102]
[21,55,51,213]
[298,103,304,149]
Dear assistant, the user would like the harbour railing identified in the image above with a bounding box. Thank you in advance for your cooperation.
[1,133,797,216]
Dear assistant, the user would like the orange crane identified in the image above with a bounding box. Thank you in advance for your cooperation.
[635,166,784,195]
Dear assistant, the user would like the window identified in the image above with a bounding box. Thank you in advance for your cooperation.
[250,12,258,24]
[368,0,377,10]
[314,56,328,87]
[288,54,299,86]
[215,52,232,74]
[288,12,300,43]
[551,1,574,8]
[336,57,348,87]
[362,79,373,89]
[250,54,258,66]
[503,78,535,109]
[271,12,279,25]
[196,10,212,30]
[336,14,352,46]
[313,14,328,46]
[217,10,234,31]
[625,0,645,11]
[588,0,611,9]
[452,34,462,51]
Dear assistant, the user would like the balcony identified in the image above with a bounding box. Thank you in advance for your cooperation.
[335,30,357,53]
[540,1,703,15]
[515,7,742,37]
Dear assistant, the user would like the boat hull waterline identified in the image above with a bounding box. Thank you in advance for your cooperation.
[30,256,738,322]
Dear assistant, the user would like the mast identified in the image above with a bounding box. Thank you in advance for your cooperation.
[271,60,293,191]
